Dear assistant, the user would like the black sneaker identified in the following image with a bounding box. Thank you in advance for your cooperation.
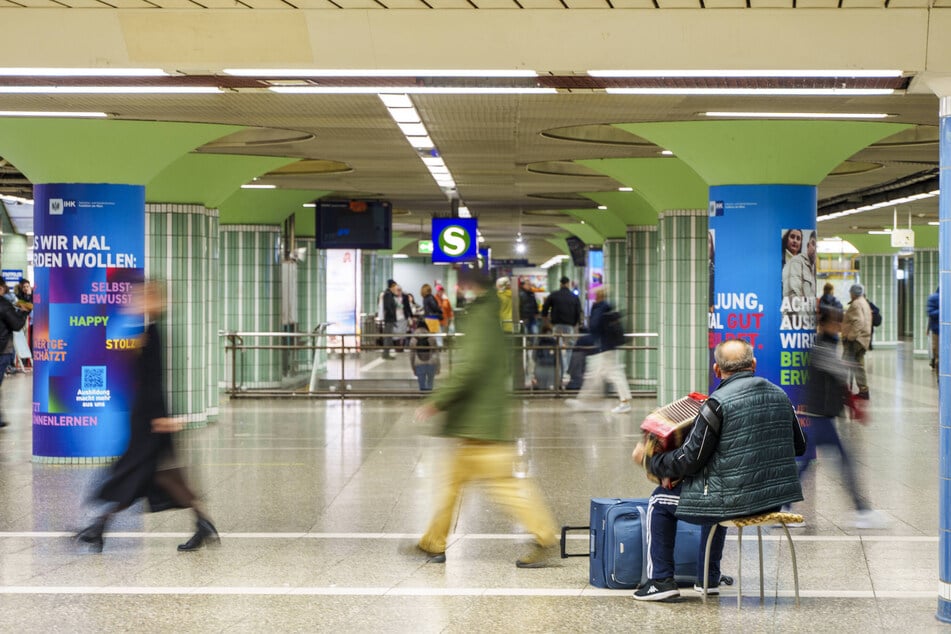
[633,577,680,601]
[693,583,719,595]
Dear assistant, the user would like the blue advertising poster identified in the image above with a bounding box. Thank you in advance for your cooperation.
[707,185,817,420]
[31,183,145,460]
[432,218,478,263]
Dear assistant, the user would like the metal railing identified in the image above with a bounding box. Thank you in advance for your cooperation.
[220,328,658,399]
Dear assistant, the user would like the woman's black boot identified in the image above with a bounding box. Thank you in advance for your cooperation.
[178,517,220,551]
[75,517,106,553]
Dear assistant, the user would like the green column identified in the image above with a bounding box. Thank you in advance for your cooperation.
[657,209,709,405]
[629,226,659,392]
[219,225,282,389]
[297,239,327,375]
[145,204,219,426]
[914,250,940,357]
[859,254,898,348]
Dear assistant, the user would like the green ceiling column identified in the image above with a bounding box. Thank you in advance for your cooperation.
[146,155,299,424]
[628,226,659,393]
[608,122,908,401]
[579,159,707,402]
[857,254,899,348]
[913,250,940,358]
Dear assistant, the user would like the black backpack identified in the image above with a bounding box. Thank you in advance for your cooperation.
[601,310,626,348]
[869,301,882,328]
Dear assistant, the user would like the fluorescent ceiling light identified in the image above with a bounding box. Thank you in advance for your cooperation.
[0,110,107,118]
[392,253,410,258]
[704,111,891,119]
[541,254,570,269]
[0,86,221,94]
[379,93,413,108]
[618,187,634,192]
[589,69,902,78]
[606,88,895,96]
[458,206,472,218]
[407,136,434,149]
[868,230,892,235]
[397,122,428,137]
[929,221,940,226]
[0,68,168,77]
[388,108,421,124]
[597,205,608,210]
[241,184,276,189]
[817,238,858,254]
[818,189,940,222]
[302,203,317,208]
[271,86,556,95]
[228,69,537,78]
[422,157,446,167]
[0,195,33,205]
[660,150,674,156]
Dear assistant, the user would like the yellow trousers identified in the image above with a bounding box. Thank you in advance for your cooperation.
[419,440,559,554]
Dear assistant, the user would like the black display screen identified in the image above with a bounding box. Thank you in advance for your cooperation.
[314,200,392,250]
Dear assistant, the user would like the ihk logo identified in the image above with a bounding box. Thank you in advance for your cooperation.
[708,200,724,217]
[49,199,76,215]
[438,224,471,257]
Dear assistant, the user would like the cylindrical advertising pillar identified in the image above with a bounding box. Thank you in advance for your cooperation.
[31,183,145,462]
[707,185,817,409]
[936,97,951,624]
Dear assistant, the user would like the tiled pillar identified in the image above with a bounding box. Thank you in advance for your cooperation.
[628,226,659,391]
[145,204,218,425]
[219,225,282,389]
[297,239,327,374]
[937,97,951,624]
[657,209,708,405]
[858,254,898,347]
[913,250,939,357]
[361,251,393,322]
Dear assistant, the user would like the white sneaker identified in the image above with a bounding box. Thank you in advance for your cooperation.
[854,509,890,529]
[611,402,632,414]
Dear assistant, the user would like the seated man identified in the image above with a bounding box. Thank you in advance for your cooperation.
[632,339,807,601]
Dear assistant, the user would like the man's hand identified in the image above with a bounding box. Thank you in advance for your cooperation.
[632,441,646,465]
[151,417,184,433]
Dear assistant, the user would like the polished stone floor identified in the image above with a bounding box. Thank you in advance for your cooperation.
[0,344,945,632]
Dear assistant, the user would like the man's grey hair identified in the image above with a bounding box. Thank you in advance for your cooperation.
[714,339,755,374]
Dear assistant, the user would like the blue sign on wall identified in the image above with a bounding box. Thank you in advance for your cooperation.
[432,218,478,263]
[31,183,145,460]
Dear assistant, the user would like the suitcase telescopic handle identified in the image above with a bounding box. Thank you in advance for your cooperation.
[560,525,591,559]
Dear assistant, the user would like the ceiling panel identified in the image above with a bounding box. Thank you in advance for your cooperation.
[471,0,520,6]
[655,0,700,7]
[427,0,474,6]
[610,0,657,6]
[565,0,610,7]
[841,0,884,6]
[795,0,839,6]
[887,0,930,5]
[518,0,566,7]
[750,0,791,5]
[107,0,160,6]
[243,0,300,6]
[704,0,746,6]
[382,0,434,6]
[150,0,203,6]
[0,0,66,5]
[290,0,345,6]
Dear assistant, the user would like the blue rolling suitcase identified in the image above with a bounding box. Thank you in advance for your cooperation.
[560,497,706,590]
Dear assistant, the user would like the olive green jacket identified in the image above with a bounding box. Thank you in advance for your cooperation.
[429,290,512,442]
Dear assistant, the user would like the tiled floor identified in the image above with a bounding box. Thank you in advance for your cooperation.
[0,344,946,632]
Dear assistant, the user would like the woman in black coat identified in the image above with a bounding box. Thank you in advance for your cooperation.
[76,281,218,552]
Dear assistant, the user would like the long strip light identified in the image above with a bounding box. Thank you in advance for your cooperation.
[606,88,894,96]
[226,69,538,78]
[0,194,33,205]
[818,190,941,222]
[0,86,221,94]
[704,111,891,119]
[0,110,107,118]
[589,69,903,78]
[380,93,457,192]
[541,254,570,269]
[0,68,169,77]
[271,86,555,95]
[240,184,276,189]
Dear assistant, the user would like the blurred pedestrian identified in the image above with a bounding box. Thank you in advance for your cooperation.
[800,306,888,529]
[75,280,219,552]
[407,270,559,567]
[541,276,582,382]
[928,287,940,372]
[0,279,29,427]
[566,286,631,414]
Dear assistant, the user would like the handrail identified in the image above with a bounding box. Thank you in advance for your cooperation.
[220,329,658,399]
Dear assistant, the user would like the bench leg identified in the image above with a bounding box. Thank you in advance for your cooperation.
[780,522,801,607]
[736,526,743,609]
[757,526,764,603]
[703,524,718,603]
